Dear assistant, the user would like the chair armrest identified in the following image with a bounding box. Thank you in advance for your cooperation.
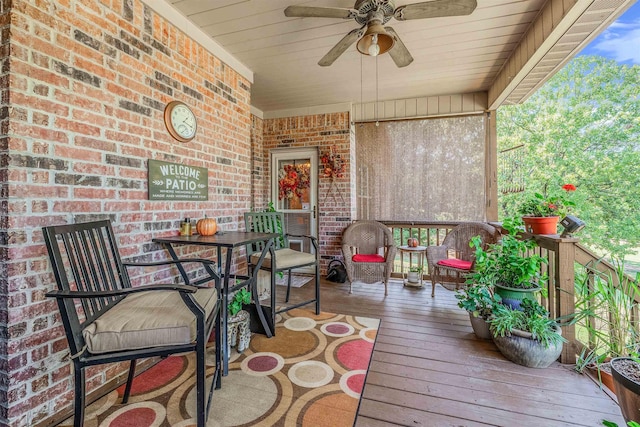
[46,283,197,299]
[123,258,217,268]
[124,258,220,288]
[286,233,316,242]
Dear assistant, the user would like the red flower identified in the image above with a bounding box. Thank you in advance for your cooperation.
[562,184,576,192]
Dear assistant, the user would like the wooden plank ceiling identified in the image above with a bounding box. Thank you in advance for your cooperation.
[166,0,637,113]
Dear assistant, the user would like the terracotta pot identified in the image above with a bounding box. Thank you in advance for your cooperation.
[587,362,615,394]
[611,357,640,423]
[522,216,560,235]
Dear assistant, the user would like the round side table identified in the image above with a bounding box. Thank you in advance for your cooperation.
[398,245,427,288]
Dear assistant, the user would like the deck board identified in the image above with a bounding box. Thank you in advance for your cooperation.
[282,278,625,426]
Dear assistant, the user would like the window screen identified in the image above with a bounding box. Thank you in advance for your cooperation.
[355,115,486,221]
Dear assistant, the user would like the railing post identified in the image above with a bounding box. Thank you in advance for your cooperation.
[556,239,577,363]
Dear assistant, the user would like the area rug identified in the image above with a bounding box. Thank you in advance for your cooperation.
[60,309,380,427]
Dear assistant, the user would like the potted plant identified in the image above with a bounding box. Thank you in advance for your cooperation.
[573,260,640,394]
[518,184,576,234]
[468,217,548,309]
[455,284,501,339]
[407,266,422,283]
[489,298,566,368]
[611,357,640,424]
[227,288,252,353]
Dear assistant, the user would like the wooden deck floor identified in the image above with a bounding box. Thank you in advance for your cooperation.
[287,277,625,427]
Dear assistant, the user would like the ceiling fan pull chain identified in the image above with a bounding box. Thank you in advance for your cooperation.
[375,55,379,126]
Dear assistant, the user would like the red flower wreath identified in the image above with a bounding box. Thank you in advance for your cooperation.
[320,146,345,179]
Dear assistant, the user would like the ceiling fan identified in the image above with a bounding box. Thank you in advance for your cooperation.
[284,0,477,67]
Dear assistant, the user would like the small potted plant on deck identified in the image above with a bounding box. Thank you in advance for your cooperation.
[407,266,422,283]
[468,217,547,309]
[455,284,501,339]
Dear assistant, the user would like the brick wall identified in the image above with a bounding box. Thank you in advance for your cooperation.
[262,113,353,272]
[2,1,252,425]
[250,114,266,211]
[1,0,11,423]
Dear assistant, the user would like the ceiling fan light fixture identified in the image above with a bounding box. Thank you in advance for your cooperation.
[356,22,394,57]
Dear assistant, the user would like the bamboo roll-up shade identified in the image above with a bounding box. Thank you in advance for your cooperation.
[355,115,486,221]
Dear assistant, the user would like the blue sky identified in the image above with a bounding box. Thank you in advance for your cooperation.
[578,1,640,64]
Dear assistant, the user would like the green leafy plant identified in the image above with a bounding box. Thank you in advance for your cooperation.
[602,421,640,427]
[518,184,576,218]
[228,288,251,317]
[455,285,501,319]
[408,266,423,273]
[467,217,548,290]
[574,258,640,359]
[488,299,566,349]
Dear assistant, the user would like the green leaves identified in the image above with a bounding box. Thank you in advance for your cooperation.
[497,55,640,256]
[228,288,251,317]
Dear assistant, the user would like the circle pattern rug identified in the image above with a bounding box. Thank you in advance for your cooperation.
[60,309,380,427]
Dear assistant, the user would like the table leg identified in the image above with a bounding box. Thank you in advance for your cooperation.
[221,248,234,376]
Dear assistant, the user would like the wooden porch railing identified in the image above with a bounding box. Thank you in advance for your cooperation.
[380,220,638,364]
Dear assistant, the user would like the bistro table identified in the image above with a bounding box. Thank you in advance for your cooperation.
[153,231,278,375]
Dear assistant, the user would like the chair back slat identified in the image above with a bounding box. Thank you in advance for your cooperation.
[244,212,288,255]
[43,220,130,353]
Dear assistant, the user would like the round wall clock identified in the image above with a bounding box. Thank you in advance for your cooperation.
[164,101,197,142]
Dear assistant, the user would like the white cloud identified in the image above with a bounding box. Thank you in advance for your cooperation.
[592,19,640,64]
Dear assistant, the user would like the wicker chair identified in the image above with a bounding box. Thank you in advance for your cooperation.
[426,222,500,297]
[342,220,397,296]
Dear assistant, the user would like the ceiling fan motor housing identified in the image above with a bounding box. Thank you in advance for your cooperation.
[354,0,395,25]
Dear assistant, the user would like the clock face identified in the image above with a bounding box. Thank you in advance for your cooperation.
[164,101,197,142]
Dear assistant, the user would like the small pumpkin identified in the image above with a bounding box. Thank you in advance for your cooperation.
[407,238,419,248]
[196,216,217,236]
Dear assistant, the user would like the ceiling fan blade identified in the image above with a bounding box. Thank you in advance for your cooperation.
[394,0,477,21]
[284,6,356,19]
[318,28,364,66]
[385,27,414,68]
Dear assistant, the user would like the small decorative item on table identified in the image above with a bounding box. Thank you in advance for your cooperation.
[196,215,217,236]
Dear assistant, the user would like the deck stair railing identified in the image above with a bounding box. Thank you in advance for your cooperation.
[382,221,640,364]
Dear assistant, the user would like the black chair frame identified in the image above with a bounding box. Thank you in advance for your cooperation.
[44,220,225,427]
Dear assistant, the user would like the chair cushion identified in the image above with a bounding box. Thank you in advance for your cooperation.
[83,286,217,354]
[437,258,472,270]
[250,248,316,270]
[353,254,385,263]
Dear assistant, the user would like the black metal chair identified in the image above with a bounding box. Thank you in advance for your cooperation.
[43,220,225,427]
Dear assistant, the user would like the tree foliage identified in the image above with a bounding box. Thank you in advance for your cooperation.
[498,56,640,256]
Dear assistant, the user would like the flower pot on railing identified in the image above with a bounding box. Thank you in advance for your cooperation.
[522,216,560,235]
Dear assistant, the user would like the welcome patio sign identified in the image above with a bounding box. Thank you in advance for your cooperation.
[147,159,208,201]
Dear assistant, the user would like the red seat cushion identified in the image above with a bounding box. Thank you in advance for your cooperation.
[352,254,385,263]
[437,259,472,270]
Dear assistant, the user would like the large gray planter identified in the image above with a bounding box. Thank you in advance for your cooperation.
[492,326,563,368]
[468,312,492,340]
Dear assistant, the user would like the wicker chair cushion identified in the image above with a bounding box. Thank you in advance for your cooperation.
[83,287,218,354]
[352,254,385,263]
[437,259,473,270]
[250,248,316,270]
